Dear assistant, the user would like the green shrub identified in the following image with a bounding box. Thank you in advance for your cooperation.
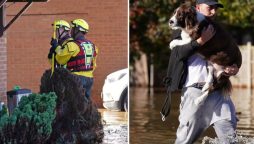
[0,92,57,144]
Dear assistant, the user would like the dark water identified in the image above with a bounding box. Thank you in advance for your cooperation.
[100,109,128,144]
[130,87,254,144]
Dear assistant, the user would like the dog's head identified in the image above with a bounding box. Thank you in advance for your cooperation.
[169,4,204,30]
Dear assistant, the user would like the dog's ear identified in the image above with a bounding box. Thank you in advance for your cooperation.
[185,7,197,29]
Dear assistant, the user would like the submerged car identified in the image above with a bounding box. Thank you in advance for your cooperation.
[101,68,128,111]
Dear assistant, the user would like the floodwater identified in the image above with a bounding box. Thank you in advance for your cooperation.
[130,87,254,144]
[99,109,128,144]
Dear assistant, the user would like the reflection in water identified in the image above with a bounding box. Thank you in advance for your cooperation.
[130,87,254,144]
[100,109,128,125]
[99,109,128,144]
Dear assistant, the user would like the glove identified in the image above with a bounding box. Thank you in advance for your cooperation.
[48,46,56,59]
[48,38,58,59]
[50,38,58,48]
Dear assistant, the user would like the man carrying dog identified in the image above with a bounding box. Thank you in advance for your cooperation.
[161,0,241,143]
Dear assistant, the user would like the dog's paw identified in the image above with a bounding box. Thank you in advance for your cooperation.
[194,91,209,105]
[169,40,178,49]
[202,83,210,92]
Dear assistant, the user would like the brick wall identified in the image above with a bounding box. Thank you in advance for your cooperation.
[5,0,128,107]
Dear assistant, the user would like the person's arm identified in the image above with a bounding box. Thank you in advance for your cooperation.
[172,40,200,60]
[171,25,215,60]
[55,42,80,65]
[47,39,58,59]
[47,39,58,65]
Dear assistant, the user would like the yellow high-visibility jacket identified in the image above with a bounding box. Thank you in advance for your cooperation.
[49,38,98,78]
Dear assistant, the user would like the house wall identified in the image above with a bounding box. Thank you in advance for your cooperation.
[5,0,128,106]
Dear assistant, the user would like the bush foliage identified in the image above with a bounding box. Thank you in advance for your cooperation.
[0,92,57,144]
[40,68,104,144]
[0,68,104,144]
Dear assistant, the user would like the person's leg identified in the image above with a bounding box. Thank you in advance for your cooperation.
[175,117,208,144]
[78,76,93,99]
[84,77,94,99]
[175,87,209,144]
[204,89,237,144]
[213,119,236,144]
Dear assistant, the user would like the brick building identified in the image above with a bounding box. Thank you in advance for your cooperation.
[0,0,128,106]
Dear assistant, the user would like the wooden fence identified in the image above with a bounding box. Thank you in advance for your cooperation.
[231,43,254,88]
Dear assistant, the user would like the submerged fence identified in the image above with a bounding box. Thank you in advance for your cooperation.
[231,43,254,88]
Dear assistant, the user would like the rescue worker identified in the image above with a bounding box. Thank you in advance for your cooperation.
[70,19,98,99]
[48,19,96,100]
[48,19,79,68]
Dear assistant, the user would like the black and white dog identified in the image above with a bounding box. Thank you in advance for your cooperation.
[169,4,242,105]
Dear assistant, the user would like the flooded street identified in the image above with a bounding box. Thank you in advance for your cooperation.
[130,87,254,144]
[99,109,128,144]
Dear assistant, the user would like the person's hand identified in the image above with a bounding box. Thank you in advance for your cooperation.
[196,24,216,46]
[50,38,58,47]
[48,38,58,59]
[224,64,239,76]
[48,46,57,59]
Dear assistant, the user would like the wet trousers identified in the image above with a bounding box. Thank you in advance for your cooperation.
[175,87,237,144]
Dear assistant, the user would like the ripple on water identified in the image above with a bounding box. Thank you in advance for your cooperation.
[202,132,254,144]
[103,125,128,144]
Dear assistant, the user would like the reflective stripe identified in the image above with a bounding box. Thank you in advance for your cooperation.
[66,39,96,72]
